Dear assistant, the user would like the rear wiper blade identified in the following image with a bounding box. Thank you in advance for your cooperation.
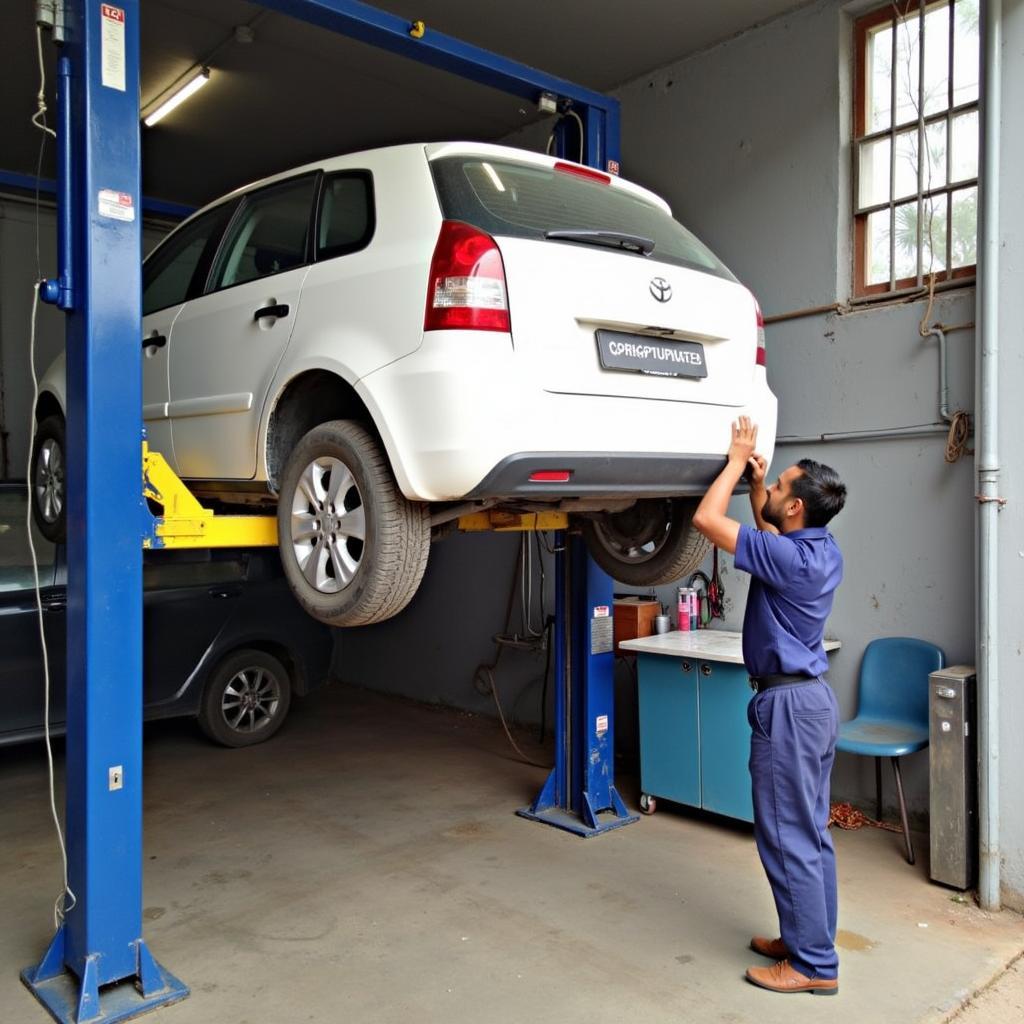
[544,229,656,256]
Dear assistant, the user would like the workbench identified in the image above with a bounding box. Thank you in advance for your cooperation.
[619,630,841,822]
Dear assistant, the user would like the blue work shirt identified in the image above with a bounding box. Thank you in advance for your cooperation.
[734,524,843,677]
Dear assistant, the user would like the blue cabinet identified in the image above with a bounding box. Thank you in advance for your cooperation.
[636,654,700,808]
[636,652,754,823]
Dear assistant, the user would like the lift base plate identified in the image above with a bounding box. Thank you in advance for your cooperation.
[516,804,638,838]
[22,930,188,1024]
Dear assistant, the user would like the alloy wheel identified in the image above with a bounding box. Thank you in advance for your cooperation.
[220,666,282,735]
[34,438,64,525]
[290,456,367,594]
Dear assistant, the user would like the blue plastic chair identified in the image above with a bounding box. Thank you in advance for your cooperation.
[836,637,945,864]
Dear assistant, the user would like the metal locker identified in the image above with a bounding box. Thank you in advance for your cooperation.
[929,666,977,890]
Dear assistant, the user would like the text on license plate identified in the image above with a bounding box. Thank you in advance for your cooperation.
[595,330,707,379]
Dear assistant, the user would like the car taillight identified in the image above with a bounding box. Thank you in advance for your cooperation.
[424,220,510,332]
[553,161,611,185]
[754,298,766,366]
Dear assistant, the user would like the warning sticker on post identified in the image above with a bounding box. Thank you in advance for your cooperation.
[101,5,126,92]
[98,189,135,222]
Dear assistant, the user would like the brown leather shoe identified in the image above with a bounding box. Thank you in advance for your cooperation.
[749,936,790,959]
[745,959,838,995]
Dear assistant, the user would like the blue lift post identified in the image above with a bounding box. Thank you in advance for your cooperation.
[517,535,638,836]
[20,4,628,1020]
[23,3,187,1022]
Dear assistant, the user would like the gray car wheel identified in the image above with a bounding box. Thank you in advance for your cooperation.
[198,649,292,748]
[31,414,67,544]
[277,420,430,626]
[581,498,710,586]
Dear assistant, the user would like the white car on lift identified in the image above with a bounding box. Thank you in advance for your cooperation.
[33,142,776,626]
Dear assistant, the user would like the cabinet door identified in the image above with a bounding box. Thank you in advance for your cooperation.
[637,653,699,807]
[698,662,754,822]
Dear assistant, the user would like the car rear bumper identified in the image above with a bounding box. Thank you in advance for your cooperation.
[357,332,778,502]
[464,452,738,499]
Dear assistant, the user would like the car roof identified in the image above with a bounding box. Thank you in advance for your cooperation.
[174,141,671,232]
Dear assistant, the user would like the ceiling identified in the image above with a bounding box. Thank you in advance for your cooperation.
[3,0,810,209]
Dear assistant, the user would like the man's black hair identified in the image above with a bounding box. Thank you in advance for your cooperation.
[792,459,846,527]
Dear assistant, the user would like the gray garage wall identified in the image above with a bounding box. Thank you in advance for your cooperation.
[605,0,980,831]
[0,197,168,480]
[336,0,1024,897]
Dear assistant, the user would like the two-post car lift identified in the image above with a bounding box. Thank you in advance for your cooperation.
[22,4,633,1021]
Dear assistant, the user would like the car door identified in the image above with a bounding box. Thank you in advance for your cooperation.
[140,550,249,713]
[140,200,239,466]
[0,486,66,741]
[167,174,319,480]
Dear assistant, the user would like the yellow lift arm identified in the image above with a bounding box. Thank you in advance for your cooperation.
[142,442,567,550]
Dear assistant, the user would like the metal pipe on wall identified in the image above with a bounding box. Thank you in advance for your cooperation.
[977,0,1001,913]
[777,423,949,445]
[925,327,953,423]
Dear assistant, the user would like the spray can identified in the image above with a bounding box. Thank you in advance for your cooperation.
[677,587,690,632]
[688,588,698,630]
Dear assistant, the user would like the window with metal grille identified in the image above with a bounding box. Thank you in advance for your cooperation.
[854,1,979,296]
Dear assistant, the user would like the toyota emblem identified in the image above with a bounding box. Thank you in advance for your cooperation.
[649,277,672,302]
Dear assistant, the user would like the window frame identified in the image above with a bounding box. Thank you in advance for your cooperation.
[203,171,322,298]
[313,170,376,262]
[141,199,240,316]
[853,0,979,297]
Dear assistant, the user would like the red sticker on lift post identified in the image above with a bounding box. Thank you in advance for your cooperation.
[100,5,126,92]
[593,605,610,617]
[98,189,135,222]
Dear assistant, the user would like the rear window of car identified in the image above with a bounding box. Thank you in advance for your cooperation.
[429,156,735,281]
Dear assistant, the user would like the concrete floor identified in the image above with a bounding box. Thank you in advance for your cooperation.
[1,685,1022,1024]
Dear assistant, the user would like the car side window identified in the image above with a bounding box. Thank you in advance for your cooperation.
[142,202,236,316]
[0,489,56,593]
[316,172,375,260]
[209,175,317,291]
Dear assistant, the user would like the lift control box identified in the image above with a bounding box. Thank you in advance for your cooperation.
[929,666,978,890]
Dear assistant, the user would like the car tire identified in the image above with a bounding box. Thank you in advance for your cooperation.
[198,648,292,748]
[31,414,67,544]
[580,498,710,586]
[277,420,430,626]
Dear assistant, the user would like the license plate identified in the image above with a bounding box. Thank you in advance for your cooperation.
[595,330,707,379]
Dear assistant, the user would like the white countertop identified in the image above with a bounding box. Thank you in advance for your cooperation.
[619,629,841,664]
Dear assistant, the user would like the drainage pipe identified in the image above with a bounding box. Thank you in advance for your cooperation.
[977,0,1002,912]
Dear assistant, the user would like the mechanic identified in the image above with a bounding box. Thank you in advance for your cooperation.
[692,416,847,996]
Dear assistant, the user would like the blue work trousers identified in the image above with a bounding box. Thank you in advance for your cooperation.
[748,678,840,980]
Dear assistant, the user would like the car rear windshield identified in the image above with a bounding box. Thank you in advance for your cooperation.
[430,156,735,281]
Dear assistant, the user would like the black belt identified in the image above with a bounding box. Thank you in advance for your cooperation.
[749,673,818,693]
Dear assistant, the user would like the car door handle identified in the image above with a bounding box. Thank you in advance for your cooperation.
[253,303,289,322]
[208,585,243,600]
[42,596,67,613]
[143,333,167,349]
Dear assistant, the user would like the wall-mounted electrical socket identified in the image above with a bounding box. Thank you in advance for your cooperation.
[109,765,124,791]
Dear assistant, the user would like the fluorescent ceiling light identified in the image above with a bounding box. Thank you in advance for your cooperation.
[142,67,211,127]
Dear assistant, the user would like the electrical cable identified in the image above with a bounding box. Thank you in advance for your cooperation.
[945,410,971,463]
[29,20,76,932]
[28,287,76,930]
[472,537,551,769]
[544,109,585,163]
[564,109,585,163]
